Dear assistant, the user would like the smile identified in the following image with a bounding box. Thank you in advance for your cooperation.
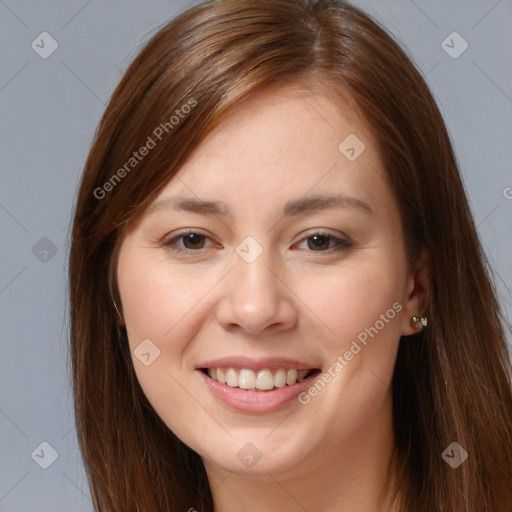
[201,367,317,391]
[197,359,322,413]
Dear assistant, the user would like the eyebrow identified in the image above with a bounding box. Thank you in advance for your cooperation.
[146,193,373,217]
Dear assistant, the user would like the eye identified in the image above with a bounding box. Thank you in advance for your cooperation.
[162,229,218,252]
[162,229,352,254]
[294,231,353,252]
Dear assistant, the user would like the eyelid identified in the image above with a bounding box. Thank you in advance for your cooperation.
[294,228,349,243]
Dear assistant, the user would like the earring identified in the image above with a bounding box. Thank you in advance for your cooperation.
[410,315,428,331]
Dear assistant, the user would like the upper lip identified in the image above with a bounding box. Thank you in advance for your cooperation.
[196,356,320,371]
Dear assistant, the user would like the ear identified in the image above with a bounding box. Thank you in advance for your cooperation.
[400,247,430,336]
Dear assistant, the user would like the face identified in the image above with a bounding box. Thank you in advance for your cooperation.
[116,84,428,480]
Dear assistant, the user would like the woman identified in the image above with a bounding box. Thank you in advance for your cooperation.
[68,0,512,510]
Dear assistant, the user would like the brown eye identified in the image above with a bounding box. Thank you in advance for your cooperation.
[182,233,206,249]
[296,232,353,252]
[306,235,332,251]
[163,230,215,252]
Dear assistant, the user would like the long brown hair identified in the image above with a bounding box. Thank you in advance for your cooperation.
[68,0,512,510]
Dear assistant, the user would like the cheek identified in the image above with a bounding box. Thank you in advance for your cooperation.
[300,256,404,417]
[287,267,402,438]
[293,254,404,349]
[117,250,209,443]
[293,253,404,416]
[117,250,215,344]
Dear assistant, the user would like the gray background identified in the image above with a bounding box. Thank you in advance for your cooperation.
[0,0,510,510]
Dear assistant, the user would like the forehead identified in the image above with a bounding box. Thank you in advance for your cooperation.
[149,83,388,218]
[183,84,372,166]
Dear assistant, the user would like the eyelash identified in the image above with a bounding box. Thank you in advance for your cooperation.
[161,229,353,254]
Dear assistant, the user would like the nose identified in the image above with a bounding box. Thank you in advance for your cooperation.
[215,249,298,336]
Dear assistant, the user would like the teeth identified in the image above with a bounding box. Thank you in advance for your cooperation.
[297,369,309,382]
[256,369,274,390]
[206,367,314,390]
[286,369,297,385]
[274,368,286,387]
[239,369,256,389]
[216,368,226,384]
[226,368,238,387]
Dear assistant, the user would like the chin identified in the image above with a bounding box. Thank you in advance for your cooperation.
[198,431,311,477]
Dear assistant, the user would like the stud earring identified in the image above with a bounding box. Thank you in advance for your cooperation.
[410,315,428,331]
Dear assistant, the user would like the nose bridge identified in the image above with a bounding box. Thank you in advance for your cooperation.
[236,253,276,301]
[216,239,296,335]
[234,246,280,319]
[234,233,276,289]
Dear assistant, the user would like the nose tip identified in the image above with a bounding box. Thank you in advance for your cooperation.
[215,257,297,336]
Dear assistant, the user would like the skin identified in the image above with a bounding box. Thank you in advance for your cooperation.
[116,83,430,512]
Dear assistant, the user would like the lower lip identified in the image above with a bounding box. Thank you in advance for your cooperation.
[198,369,321,413]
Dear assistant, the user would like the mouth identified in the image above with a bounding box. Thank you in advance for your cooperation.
[197,364,322,413]
[200,367,320,392]
[199,367,321,391]
[196,356,322,412]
